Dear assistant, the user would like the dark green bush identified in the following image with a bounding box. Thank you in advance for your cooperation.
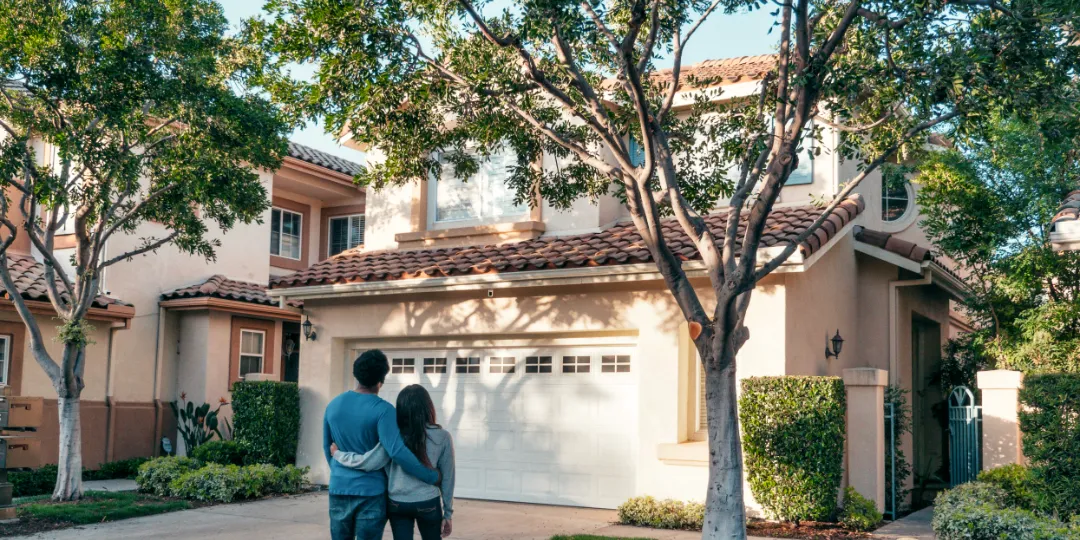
[231,381,300,467]
[192,440,248,466]
[169,463,307,503]
[931,482,1079,540]
[135,457,203,497]
[84,458,151,481]
[1019,373,1080,519]
[10,465,58,498]
[617,496,703,531]
[978,464,1045,513]
[739,376,846,523]
[840,487,882,532]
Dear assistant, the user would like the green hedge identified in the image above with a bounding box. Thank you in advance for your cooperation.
[136,457,204,497]
[739,376,846,523]
[1019,373,1080,519]
[231,381,300,467]
[192,440,248,466]
[931,482,1080,540]
[170,463,306,503]
[840,487,882,532]
[617,496,704,531]
[978,464,1046,514]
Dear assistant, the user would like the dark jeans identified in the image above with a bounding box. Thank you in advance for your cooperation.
[388,497,442,540]
[329,493,386,540]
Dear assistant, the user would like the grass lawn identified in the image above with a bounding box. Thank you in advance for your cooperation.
[550,537,657,540]
[17,490,191,525]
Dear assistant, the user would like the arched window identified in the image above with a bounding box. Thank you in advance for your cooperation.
[882,176,912,222]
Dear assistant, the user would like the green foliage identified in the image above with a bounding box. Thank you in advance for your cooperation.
[1019,374,1080,519]
[171,396,230,452]
[231,381,300,467]
[884,385,912,516]
[83,458,150,481]
[840,487,882,532]
[191,440,248,466]
[932,482,1080,540]
[9,465,58,498]
[169,463,307,503]
[617,496,703,531]
[17,491,191,525]
[135,457,203,497]
[53,318,96,347]
[978,465,1046,514]
[739,377,846,523]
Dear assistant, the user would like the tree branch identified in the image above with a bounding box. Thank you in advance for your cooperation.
[98,232,181,269]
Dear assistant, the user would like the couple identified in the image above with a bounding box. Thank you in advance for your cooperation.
[324,349,456,540]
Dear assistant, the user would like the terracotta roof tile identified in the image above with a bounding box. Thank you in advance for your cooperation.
[2,254,129,309]
[645,55,776,90]
[271,196,865,289]
[287,142,362,176]
[853,226,932,262]
[1052,189,1080,229]
[163,275,302,308]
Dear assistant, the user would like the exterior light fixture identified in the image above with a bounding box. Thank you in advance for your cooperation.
[302,315,317,341]
[825,329,844,360]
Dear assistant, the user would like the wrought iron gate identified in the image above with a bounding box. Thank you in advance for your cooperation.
[948,386,981,487]
[884,401,897,520]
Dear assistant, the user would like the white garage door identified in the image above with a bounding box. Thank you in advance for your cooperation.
[346,345,638,509]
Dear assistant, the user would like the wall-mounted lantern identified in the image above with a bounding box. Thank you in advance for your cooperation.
[825,329,844,360]
[302,315,318,341]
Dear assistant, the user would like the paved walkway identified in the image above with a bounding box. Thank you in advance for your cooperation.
[82,479,138,492]
[873,506,935,540]
[10,491,729,540]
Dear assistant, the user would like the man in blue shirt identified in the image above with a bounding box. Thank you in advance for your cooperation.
[325,349,439,540]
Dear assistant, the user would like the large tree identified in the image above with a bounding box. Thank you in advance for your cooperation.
[253,0,1078,536]
[0,0,288,500]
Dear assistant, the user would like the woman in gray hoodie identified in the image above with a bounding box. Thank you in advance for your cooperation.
[331,384,455,540]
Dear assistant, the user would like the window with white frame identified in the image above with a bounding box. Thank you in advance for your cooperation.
[239,330,265,378]
[423,357,447,374]
[882,176,912,222]
[391,357,416,374]
[562,355,591,373]
[455,357,480,374]
[328,214,365,256]
[525,356,552,373]
[489,356,515,374]
[432,148,526,225]
[0,335,9,385]
[270,208,303,260]
[601,355,631,373]
[785,126,814,186]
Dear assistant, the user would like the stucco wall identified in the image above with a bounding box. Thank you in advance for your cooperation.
[7,310,114,402]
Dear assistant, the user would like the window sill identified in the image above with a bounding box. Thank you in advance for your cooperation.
[657,441,708,467]
[270,254,307,271]
[396,221,545,244]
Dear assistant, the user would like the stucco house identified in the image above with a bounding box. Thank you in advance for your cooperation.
[268,56,966,510]
[1,140,366,464]
[1051,190,1080,251]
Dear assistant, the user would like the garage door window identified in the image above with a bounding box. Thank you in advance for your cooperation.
[423,357,447,374]
[525,356,552,373]
[562,355,590,373]
[601,355,631,373]
[392,357,415,374]
[489,356,516,374]
[455,357,480,373]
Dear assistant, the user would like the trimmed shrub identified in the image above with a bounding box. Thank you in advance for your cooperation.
[1019,374,1080,520]
[84,458,151,481]
[136,457,202,497]
[617,496,704,531]
[978,464,1045,513]
[739,376,846,523]
[932,482,1079,540]
[169,463,307,503]
[231,381,300,466]
[192,440,248,466]
[840,487,882,532]
[10,465,58,498]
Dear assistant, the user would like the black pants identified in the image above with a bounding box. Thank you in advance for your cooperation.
[388,497,442,540]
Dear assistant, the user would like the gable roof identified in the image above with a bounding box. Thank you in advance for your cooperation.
[287,142,363,177]
[271,195,865,289]
[163,275,302,308]
[852,226,932,262]
[3,254,130,311]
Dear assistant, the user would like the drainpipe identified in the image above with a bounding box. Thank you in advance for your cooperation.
[888,268,932,387]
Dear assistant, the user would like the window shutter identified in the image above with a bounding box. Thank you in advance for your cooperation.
[352,215,365,246]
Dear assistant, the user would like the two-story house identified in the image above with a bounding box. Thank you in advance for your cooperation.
[268,55,966,511]
[3,140,365,466]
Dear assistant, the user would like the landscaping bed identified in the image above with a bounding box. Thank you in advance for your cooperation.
[747,519,872,539]
[0,491,196,538]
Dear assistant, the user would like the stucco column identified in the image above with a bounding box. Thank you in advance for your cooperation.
[977,370,1024,469]
[296,327,345,486]
[843,368,887,510]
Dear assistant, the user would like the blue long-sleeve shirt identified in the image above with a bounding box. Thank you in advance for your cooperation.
[322,391,438,495]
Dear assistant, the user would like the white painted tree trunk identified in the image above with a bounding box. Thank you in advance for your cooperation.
[52,397,83,501]
[702,353,747,540]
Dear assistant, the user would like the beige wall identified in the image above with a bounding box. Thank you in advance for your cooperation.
[6,310,115,402]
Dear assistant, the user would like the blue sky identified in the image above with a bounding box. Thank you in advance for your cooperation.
[220,0,777,163]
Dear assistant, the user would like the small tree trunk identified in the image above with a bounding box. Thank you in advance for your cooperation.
[702,340,747,540]
[52,396,83,501]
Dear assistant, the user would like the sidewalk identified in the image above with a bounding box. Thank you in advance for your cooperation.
[873,506,935,540]
[82,479,138,492]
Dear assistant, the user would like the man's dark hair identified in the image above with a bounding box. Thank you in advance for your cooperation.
[354,349,390,389]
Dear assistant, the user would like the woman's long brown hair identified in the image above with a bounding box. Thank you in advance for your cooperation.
[396,384,439,468]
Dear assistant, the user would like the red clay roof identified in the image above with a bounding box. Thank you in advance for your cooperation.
[651,55,776,89]
[271,195,865,289]
[163,275,302,308]
[2,254,129,310]
[1051,190,1080,230]
[852,226,932,262]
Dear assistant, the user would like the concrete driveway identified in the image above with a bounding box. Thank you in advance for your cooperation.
[10,491,705,540]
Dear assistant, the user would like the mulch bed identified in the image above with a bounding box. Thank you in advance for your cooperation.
[747,520,874,539]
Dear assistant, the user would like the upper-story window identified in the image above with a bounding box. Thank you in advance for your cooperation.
[432,148,526,225]
[786,126,814,186]
[0,335,9,385]
[328,214,365,256]
[882,176,912,222]
[271,207,302,260]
